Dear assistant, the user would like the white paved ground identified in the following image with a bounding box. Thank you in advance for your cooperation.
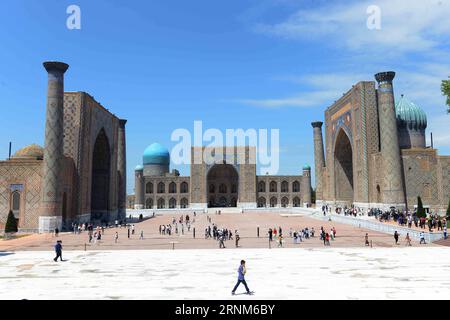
[1,248,450,300]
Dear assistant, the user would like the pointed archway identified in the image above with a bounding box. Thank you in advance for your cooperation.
[207,164,239,208]
[91,129,111,220]
[334,129,354,204]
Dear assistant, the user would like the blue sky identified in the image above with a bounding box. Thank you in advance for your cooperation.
[0,0,449,194]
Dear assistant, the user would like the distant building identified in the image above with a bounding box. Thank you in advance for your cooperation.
[132,145,312,210]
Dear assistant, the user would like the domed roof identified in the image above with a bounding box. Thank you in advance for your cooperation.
[13,144,44,160]
[135,164,144,171]
[303,164,311,170]
[395,95,427,130]
[143,143,170,165]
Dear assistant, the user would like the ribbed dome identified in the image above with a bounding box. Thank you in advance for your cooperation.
[395,95,427,130]
[303,164,311,170]
[135,164,144,171]
[13,144,44,160]
[143,143,170,165]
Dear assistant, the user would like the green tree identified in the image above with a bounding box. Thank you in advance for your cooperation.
[4,210,18,234]
[441,78,450,114]
[416,196,426,218]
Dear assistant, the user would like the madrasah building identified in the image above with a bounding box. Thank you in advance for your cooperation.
[312,71,449,214]
[132,71,449,214]
[0,61,126,232]
[132,145,312,210]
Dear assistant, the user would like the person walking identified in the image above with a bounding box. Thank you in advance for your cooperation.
[140,230,144,240]
[114,231,119,243]
[53,240,63,262]
[444,226,447,240]
[231,260,252,295]
[394,231,399,245]
[219,233,226,249]
[405,233,412,246]
[127,227,131,239]
[419,231,426,244]
[277,234,283,248]
[365,233,370,246]
[235,231,240,248]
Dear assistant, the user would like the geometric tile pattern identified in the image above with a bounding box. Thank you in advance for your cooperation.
[315,73,449,213]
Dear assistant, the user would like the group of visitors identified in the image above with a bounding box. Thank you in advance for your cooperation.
[158,214,194,237]
[267,225,336,247]
[204,221,238,248]
[288,227,314,244]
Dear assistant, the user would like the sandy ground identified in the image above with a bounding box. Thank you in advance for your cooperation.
[0,212,435,251]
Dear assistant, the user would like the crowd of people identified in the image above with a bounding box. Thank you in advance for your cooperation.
[323,204,447,237]
[158,213,195,237]
[268,225,337,247]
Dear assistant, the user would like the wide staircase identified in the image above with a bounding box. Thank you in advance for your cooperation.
[206,207,242,214]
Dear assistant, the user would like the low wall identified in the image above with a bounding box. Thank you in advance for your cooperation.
[315,213,444,243]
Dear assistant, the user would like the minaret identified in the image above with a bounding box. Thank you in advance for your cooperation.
[311,121,325,202]
[117,119,127,219]
[134,166,144,209]
[302,165,312,207]
[375,71,406,209]
[39,61,69,233]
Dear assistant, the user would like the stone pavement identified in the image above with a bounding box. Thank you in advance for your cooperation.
[0,212,436,251]
[1,248,450,300]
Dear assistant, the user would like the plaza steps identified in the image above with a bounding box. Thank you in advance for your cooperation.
[206,207,243,214]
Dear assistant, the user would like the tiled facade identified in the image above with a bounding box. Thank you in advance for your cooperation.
[312,72,450,214]
[133,146,312,209]
[0,62,126,232]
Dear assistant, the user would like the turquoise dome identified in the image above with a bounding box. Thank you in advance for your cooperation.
[395,95,427,130]
[135,164,144,171]
[303,164,311,170]
[143,143,170,165]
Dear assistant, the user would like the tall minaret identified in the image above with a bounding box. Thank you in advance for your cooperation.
[302,165,312,207]
[374,71,406,209]
[39,61,69,233]
[311,121,325,202]
[117,119,127,219]
[134,166,144,209]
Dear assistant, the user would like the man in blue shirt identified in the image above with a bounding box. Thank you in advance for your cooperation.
[53,240,63,262]
[231,260,251,295]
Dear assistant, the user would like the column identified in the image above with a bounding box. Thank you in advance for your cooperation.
[39,61,69,233]
[302,165,312,207]
[375,71,406,209]
[311,121,325,202]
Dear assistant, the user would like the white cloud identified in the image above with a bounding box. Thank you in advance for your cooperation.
[254,0,450,54]
[236,72,368,108]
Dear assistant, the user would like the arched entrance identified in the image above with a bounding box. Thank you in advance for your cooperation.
[334,129,354,203]
[207,164,239,208]
[91,129,111,220]
[62,192,67,230]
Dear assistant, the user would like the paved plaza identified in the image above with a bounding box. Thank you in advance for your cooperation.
[0,212,436,251]
[1,248,450,300]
